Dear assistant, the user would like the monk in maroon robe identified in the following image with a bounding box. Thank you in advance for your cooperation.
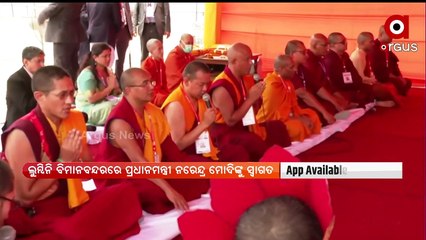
[285,40,336,126]
[368,26,412,96]
[324,32,374,107]
[95,68,210,214]
[303,34,350,115]
[1,66,142,239]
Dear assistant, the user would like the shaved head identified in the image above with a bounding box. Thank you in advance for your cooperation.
[328,32,345,45]
[227,42,252,64]
[285,40,305,55]
[120,68,151,91]
[146,39,161,53]
[180,33,194,43]
[274,54,292,70]
[310,33,328,48]
[310,33,329,56]
[357,32,374,45]
[227,43,252,79]
[378,25,392,43]
[226,42,253,77]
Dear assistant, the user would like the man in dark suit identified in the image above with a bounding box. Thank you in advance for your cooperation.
[115,3,133,81]
[86,3,122,48]
[2,47,45,132]
[133,2,171,62]
[38,3,87,82]
[78,4,90,66]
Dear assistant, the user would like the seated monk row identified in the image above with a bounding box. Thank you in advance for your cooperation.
[1,66,142,239]
[324,32,398,108]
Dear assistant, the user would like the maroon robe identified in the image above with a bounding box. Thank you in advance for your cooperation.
[1,105,142,240]
[95,97,210,214]
[303,50,339,115]
[368,39,411,95]
[323,50,374,107]
[178,146,334,240]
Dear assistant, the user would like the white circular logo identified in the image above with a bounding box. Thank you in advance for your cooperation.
[389,20,405,35]
[381,44,387,50]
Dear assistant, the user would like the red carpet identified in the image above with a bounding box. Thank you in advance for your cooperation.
[297,88,425,240]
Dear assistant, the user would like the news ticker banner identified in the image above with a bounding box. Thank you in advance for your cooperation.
[23,162,402,179]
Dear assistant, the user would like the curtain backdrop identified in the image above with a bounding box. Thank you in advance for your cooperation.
[205,3,425,84]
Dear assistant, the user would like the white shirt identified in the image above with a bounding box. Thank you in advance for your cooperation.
[23,65,33,79]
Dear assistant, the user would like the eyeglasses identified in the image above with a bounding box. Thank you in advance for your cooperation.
[128,80,157,88]
[295,50,307,54]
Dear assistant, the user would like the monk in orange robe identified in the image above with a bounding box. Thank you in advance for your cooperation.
[141,39,170,107]
[1,66,142,239]
[257,55,321,142]
[162,61,248,163]
[165,33,195,92]
[96,68,210,214]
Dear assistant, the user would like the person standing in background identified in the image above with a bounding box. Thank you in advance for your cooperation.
[115,2,133,81]
[133,2,171,62]
[37,3,87,82]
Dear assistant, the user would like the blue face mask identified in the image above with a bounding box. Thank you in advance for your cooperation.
[183,44,193,53]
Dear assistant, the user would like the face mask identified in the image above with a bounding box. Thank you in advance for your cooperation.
[183,44,193,53]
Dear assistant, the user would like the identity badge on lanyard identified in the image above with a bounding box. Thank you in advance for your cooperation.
[240,79,256,126]
[182,87,212,154]
[342,72,353,84]
[196,131,211,154]
[146,113,160,163]
[342,62,353,84]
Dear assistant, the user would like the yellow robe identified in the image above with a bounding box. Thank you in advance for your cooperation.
[256,71,321,142]
[46,110,90,209]
[161,85,219,160]
[134,103,171,162]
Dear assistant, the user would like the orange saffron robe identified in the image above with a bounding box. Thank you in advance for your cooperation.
[161,84,219,160]
[256,71,321,142]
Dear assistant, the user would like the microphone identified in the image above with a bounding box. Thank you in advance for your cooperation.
[253,73,263,83]
[202,93,212,108]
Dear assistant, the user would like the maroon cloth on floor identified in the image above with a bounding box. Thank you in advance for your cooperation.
[297,89,425,240]
[178,210,234,240]
[178,145,334,240]
[210,123,268,162]
[5,180,142,240]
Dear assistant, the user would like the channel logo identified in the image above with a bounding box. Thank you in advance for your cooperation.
[381,15,417,52]
[384,15,409,39]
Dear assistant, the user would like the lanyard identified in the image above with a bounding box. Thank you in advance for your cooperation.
[152,56,162,87]
[142,108,159,163]
[385,50,389,69]
[278,75,291,93]
[319,61,330,81]
[297,68,306,88]
[240,78,248,100]
[342,58,347,72]
[181,86,201,124]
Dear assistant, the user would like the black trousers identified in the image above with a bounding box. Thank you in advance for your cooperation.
[53,42,80,83]
[115,26,131,81]
[140,23,162,62]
